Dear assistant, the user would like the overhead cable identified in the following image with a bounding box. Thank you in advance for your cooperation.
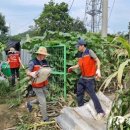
[108,0,116,21]
[68,0,75,12]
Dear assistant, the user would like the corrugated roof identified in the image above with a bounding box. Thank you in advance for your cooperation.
[56,91,112,130]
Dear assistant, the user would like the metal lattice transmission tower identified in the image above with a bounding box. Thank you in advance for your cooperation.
[84,0,102,32]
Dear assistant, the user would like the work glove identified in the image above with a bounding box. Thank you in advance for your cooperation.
[67,67,73,73]
[29,72,37,78]
[96,69,101,78]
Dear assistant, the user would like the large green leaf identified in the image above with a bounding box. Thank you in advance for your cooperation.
[100,71,118,92]
[116,37,130,58]
[117,59,130,88]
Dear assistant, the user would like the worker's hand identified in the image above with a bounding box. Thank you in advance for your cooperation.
[67,67,73,73]
[96,69,101,78]
[29,72,37,78]
[42,64,49,67]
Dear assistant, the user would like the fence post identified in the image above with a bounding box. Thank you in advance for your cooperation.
[63,45,67,99]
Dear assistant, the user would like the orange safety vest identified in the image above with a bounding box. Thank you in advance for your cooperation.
[78,49,96,77]
[8,52,20,68]
[32,65,48,88]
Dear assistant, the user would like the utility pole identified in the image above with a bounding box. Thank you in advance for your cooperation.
[84,0,102,32]
[101,0,108,37]
[128,22,130,44]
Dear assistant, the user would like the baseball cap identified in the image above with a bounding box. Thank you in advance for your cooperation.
[76,39,86,48]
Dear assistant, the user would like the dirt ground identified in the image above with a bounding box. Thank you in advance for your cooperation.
[0,96,65,130]
[0,92,115,130]
[0,104,17,130]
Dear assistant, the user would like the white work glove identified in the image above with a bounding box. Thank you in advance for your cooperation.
[29,72,37,78]
[96,69,101,78]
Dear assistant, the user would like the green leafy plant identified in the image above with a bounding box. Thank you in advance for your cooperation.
[21,31,122,98]
[107,89,130,130]
[0,77,9,96]
[106,37,130,129]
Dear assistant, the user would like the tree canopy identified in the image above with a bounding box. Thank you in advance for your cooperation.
[0,13,8,34]
[35,0,86,35]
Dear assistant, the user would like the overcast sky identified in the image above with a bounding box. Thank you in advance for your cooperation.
[0,0,130,35]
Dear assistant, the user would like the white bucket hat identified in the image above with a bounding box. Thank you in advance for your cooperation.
[35,47,50,56]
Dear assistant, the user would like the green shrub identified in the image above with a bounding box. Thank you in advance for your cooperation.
[0,77,10,96]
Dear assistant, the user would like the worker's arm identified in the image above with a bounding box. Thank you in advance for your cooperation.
[26,69,37,78]
[95,57,101,78]
[26,70,32,76]
[89,49,101,78]
[95,57,101,70]
[7,57,10,63]
[68,64,79,73]
[70,64,79,70]
[18,57,25,69]
[26,61,37,78]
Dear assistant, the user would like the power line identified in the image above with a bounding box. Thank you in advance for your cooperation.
[11,0,75,34]
[6,14,40,17]
[10,15,39,35]
[108,0,116,21]
[68,0,75,12]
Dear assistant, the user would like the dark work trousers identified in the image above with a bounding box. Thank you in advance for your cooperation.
[77,78,104,113]
[10,68,19,86]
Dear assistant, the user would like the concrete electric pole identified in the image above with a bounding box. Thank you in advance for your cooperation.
[101,0,108,37]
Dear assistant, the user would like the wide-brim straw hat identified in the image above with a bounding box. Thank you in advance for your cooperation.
[35,47,50,56]
[34,67,52,83]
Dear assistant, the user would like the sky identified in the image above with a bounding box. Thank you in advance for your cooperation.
[0,0,130,35]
